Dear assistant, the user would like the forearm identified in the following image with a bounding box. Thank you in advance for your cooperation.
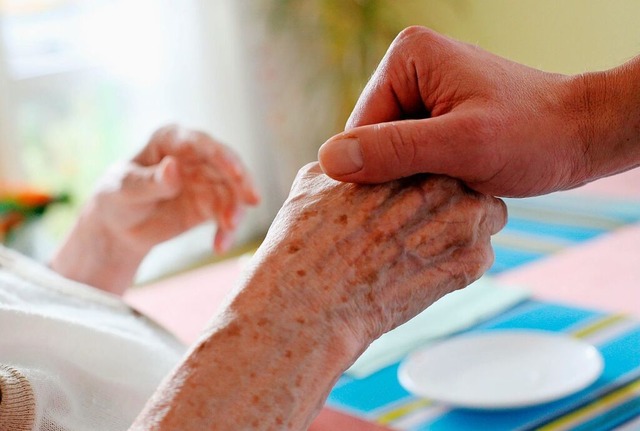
[129,250,362,431]
[571,55,640,182]
[49,204,148,296]
[128,168,505,430]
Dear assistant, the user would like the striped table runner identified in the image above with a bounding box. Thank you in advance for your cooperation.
[490,194,640,274]
[327,301,640,430]
[327,193,640,430]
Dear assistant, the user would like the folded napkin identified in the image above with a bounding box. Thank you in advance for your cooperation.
[346,276,530,378]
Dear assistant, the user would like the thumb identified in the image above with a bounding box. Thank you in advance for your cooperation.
[318,114,483,184]
[121,156,182,201]
[154,156,181,196]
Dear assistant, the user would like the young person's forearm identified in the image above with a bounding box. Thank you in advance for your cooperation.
[571,55,640,182]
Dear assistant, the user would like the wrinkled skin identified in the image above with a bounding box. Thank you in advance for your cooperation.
[319,26,640,197]
[260,163,507,341]
[130,162,507,431]
[50,125,259,294]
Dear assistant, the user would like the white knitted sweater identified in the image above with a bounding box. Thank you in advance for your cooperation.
[0,246,185,431]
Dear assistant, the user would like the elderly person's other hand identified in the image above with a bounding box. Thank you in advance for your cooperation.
[50,125,260,295]
[130,163,506,431]
[319,26,640,198]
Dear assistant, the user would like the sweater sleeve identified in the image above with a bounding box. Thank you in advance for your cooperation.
[0,364,36,431]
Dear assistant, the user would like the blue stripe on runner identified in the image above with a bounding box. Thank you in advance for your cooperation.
[476,300,602,333]
[503,196,640,224]
[487,195,640,274]
[489,245,544,274]
[500,218,605,243]
[598,329,640,385]
[570,396,640,431]
[327,362,412,414]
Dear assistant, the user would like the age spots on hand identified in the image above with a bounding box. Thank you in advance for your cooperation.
[287,242,302,254]
[334,214,348,225]
[299,209,318,221]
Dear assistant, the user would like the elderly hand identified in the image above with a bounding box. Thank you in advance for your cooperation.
[319,26,640,197]
[255,162,506,341]
[130,163,506,431]
[106,125,259,254]
[50,125,259,295]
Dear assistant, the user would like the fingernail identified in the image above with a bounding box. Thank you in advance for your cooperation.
[319,137,363,176]
[217,232,234,254]
[156,157,178,184]
[230,208,244,229]
[249,187,261,204]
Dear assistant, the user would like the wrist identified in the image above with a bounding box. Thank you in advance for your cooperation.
[50,204,149,295]
[239,246,367,368]
[569,57,640,182]
[132,253,364,431]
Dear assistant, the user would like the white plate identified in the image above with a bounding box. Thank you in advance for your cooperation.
[398,330,604,410]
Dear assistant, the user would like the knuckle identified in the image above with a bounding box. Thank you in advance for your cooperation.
[384,26,432,71]
[393,26,442,60]
[296,162,320,180]
[192,129,216,145]
[474,244,495,275]
[301,161,320,173]
[395,25,432,45]
[152,123,180,139]
[460,244,494,279]
[492,198,509,231]
[291,162,321,191]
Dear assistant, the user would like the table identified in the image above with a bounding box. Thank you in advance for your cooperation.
[125,170,640,430]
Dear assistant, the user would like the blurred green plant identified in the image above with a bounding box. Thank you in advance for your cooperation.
[0,185,70,244]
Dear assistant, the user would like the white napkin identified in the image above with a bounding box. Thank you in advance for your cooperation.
[346,276,530,378]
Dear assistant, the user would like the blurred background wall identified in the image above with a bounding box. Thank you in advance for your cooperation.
[1,0,639,281]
